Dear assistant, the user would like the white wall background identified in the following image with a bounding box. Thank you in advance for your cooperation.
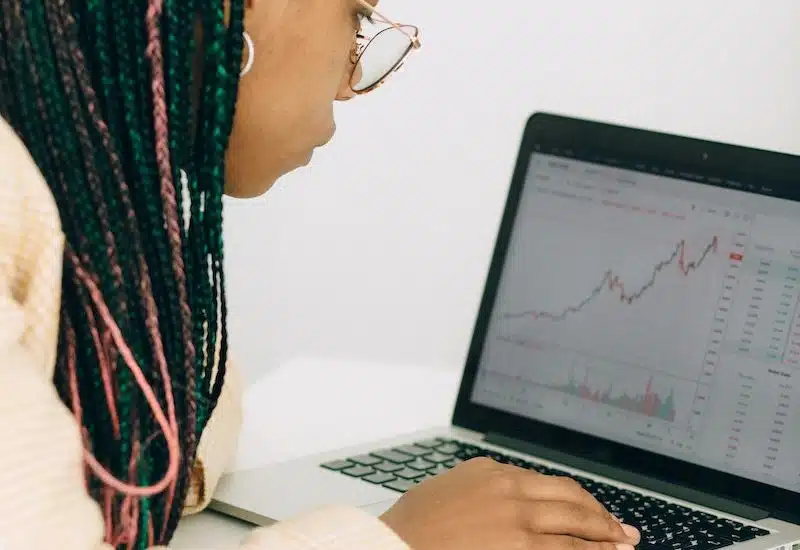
[223,0,800,385]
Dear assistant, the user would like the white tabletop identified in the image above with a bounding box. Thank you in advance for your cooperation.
[171,357,461,548]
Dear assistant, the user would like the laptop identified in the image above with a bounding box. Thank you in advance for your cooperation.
[211,112,800,550]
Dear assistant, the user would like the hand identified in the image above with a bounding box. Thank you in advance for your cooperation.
[380,457,641,550]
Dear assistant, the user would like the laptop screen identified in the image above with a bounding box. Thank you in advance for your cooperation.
[470,150,800,494]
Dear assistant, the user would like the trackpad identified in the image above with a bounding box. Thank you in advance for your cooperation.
[360,498,396,517]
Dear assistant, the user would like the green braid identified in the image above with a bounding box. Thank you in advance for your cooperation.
[0,0,244,547]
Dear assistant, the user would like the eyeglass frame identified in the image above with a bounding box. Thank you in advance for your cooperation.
[349,0,421,95]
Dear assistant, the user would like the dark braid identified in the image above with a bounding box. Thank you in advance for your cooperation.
[0,0,244,547]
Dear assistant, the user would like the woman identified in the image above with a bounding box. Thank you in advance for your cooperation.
[0,0,642,549]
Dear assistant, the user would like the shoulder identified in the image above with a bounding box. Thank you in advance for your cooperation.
[0,116,64,376]
[0,116,62,241]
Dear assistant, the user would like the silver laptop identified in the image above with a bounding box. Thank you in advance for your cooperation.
[212,112,800,550]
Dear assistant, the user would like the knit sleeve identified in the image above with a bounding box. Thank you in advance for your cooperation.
[0,288,409,550]
[0,117,411,550]
[182,355,245,516]
[0,115,114,550]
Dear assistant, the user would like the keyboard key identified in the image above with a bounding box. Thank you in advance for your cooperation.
[350,454,382,466]
[454,445,483,460]
[701,533,728,548]
[692,511,717,522]
[363,472,397,484]
[320,459,353,471]
[394,444,431,457]
[721,529,756,543]
[423,452,452,463]
[342,465,375,477]
[485,451,510,463]
[414,438,445,448]
[444,458,462,467]
[395,468,426,480]
[743,525,769,536]
[407,458,436,470]
[374,461,404,473]
[435,443,460,454]
[384,479,418,493]
[372,449,415,463]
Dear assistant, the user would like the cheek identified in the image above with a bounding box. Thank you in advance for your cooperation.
[322,26,359,97]
[304,42,354,122]
[225,26,355,184]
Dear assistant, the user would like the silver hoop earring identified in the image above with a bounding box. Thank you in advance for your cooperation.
[241,31,254,76]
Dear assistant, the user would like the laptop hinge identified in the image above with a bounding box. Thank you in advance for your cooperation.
[484,431,769,522]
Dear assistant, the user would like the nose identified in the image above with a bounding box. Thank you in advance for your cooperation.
[335,62,363,101]
[336,86,356,101]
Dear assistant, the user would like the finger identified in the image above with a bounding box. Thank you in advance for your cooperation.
[500,465,610,516]
[530,535,634,550]
[523,501,640,544]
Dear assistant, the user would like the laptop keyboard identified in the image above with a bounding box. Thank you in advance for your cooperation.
[321,437,771,549]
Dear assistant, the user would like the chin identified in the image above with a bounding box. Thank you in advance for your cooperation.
[301,126,336,165]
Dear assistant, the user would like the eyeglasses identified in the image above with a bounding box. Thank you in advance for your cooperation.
[350,0,421,94]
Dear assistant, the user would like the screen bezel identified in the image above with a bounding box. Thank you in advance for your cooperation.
[452,111,800,523]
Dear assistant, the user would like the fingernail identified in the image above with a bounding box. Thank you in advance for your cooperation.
[621,523,640,541]
[615,545,634,550]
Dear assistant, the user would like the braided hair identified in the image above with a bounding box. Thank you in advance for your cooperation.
[0,0,244,547]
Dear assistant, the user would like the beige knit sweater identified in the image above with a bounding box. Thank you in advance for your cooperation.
[0,116,409,550]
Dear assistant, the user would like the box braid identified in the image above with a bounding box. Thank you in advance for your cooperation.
[0,0,244,547]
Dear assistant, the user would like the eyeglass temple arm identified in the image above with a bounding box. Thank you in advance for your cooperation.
[354,0,420,43]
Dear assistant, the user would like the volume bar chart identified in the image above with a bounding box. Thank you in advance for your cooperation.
[552,371,677,421]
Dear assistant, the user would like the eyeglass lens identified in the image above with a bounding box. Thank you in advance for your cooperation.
[351,25,418,92]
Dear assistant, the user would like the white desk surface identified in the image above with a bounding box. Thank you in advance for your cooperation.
[171,357,461,549]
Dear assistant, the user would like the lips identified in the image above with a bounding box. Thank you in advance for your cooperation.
[318,120,336,147]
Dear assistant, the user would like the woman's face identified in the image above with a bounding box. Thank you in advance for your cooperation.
[224,0,375,198]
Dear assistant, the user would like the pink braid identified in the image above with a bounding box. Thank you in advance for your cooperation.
[145,0,197,400]
[81,298,121,438]
[68,248,181,497]
[144,0,199,530]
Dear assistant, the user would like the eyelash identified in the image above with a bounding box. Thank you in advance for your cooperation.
[356,10,374,26]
